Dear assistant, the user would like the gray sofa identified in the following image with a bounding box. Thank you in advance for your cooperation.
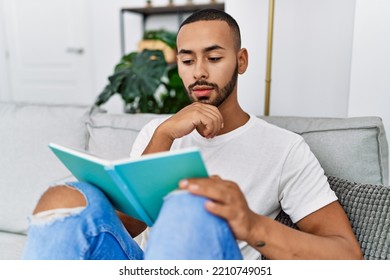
[0,101,389,260]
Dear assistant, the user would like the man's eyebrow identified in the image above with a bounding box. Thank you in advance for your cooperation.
[177,45,226,55]
[204,44,225,53]
[177,49,193,55]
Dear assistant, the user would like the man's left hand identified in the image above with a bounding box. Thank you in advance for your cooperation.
[179,175,258,242]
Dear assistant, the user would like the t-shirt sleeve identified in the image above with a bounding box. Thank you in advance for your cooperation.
[129,117,169,159]
[278,137,338,223]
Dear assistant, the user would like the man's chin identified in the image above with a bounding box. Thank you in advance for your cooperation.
[190,96,223,107]
[198,99,212,105]
[191,97,212,104]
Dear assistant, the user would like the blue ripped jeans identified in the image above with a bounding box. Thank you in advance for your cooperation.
[22,182,242,260]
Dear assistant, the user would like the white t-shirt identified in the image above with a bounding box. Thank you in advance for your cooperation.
[130,114,337,259]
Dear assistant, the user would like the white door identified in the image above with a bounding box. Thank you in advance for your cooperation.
[2,0,94,105]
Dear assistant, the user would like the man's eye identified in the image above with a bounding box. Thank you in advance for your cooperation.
[182,60,193,65]
[209,57,221,62]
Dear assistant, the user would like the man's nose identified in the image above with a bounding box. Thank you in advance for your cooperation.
[193,61,208,80]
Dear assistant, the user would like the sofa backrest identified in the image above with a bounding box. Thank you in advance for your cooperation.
[87,111,389,186]
[260,116,389,186]
[85,110,169,160]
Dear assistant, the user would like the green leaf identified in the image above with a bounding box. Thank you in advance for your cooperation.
[94,84,115,106]
[94,49,167,111]
[114,52,138,71]
[143,29,177,49]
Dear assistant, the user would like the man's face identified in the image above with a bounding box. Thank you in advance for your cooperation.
[176,20,239,107]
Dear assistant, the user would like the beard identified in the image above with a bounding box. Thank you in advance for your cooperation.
[187,63,239,107]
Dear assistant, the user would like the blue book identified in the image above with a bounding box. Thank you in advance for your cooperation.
[49,143,208,226]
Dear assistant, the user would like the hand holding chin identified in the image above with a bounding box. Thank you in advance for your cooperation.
[161,103,224,140]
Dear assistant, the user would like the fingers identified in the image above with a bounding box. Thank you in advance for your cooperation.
[168,103,224,139]
[179,176,255,241]
[179,178,232,219]
[179,176,243,215]
[189,103,224,138]
[179,176,229,202]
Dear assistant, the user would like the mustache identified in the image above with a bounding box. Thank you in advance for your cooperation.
[188,80,218,91]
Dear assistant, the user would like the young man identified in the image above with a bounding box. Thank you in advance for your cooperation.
[22,9,362,260]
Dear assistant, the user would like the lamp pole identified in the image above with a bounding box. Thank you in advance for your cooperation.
[264,0,275,116]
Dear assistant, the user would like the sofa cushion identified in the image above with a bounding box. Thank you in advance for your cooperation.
[86,111,168,159]
[0,102,90,234]
[261,116,389,185]
[0,231,26,260]
[275,176,390,260]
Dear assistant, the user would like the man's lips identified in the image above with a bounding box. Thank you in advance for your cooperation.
[192,86,214,98]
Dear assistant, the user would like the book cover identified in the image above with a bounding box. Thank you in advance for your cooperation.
[48,143,208,226]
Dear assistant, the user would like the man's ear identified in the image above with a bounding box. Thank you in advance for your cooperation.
[237,48,249,74]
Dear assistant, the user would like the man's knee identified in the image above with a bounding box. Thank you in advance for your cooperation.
[159,191,217,226]
[33,185,86,215]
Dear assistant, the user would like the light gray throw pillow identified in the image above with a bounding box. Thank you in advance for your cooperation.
[275,176,390,260]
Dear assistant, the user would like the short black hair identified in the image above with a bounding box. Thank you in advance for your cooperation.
[178,9,241,50]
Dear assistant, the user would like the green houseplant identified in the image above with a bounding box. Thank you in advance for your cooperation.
[94,30,190,114]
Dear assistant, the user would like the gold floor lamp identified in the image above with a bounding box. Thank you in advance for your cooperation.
[264,0,275,116]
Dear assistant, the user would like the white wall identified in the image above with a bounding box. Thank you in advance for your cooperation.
[348,0,390,139]
[229,0,356,117]
[226,0,268,116]
[271,0,356,117]
[85,0,143,112]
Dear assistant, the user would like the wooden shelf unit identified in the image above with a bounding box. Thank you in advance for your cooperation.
[120,2,225,54]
